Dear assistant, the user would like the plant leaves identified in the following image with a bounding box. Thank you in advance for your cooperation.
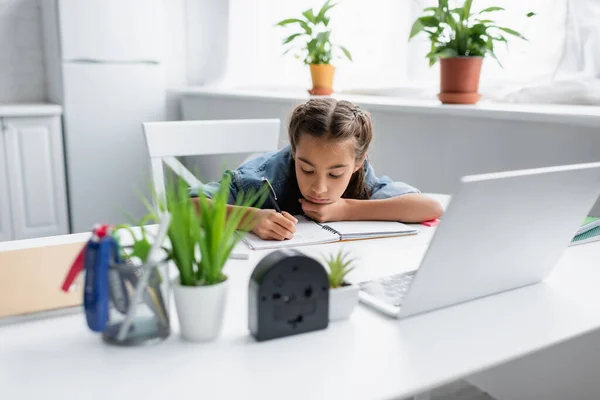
[479,6,504,14]
[471,23,487,36]
[339,45,352,61]
[275,18,304,27]
[450,7,466,21]
[316,0,337,23]
[283,33,302,45]
[436,48,458,59]
[487,49,503,68]
[409,18,425,39]
[419,16,440,28]
[526,12,536,18]
[324,249,356,288]
[299,20,313,35]
[497,26,525,40]
[302,8,316,24]
[463,0,473,19]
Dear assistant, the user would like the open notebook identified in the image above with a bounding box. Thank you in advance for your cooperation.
[240,215,419,250]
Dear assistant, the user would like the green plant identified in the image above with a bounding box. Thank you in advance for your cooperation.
[409,0,535,67]
[113,214,156,264]
[275,0,352,65]
[151,172,267,287]
[323,249,355,289]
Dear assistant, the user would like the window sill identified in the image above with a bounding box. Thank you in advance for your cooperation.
[172,85,600,127]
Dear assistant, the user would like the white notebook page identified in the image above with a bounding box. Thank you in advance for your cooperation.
[240,216,339,250]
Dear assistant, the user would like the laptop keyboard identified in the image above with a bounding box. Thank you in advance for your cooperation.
[358,271,417,308]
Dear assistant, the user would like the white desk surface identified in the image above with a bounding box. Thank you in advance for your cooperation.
[3,195,600,400]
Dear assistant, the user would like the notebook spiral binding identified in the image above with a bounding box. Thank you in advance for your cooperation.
[321,225,340,235]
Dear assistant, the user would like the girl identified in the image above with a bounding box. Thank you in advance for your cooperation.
[193,98,443,241]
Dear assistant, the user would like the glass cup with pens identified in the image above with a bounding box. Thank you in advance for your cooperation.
[102,247,171,346]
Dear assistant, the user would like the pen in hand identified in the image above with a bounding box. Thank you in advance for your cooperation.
[262,177,282,213]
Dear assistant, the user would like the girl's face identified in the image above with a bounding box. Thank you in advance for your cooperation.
[293,135,363,204]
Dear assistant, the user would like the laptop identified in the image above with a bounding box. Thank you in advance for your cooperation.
[358,162,600,319]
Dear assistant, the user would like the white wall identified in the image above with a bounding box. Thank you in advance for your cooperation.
[185,0,228,86]
[0,0,46,102]
[164,0,187,120]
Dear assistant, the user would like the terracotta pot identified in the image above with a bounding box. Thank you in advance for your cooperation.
[438,57,483,105]
[309,64,335,95]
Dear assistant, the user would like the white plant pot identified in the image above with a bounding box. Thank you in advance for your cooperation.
[172,278,228,342]
[329,283,359,321]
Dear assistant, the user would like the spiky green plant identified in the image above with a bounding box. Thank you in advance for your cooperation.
[409,0,535,67]
[113,214,156,263]
[323,249,355,289]
[275,0,352,65]
[154,172,267,287]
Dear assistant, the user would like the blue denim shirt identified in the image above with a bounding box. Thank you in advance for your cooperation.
[190,146,420,208]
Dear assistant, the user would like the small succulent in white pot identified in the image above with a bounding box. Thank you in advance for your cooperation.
[323,249,359,321]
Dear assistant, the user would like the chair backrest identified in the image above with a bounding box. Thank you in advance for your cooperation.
[142,119,280,209]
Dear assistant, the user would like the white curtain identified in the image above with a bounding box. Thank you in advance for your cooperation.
[558,0,600,79]
[222,0,569,91]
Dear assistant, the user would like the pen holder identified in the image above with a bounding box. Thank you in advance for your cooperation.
[102,253,171,346]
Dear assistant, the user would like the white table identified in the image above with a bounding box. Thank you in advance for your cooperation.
[3,195,600,400]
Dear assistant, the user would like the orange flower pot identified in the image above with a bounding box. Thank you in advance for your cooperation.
[309,64,335,95]
[438,57,483,105]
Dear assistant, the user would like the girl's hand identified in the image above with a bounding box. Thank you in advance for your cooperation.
[251,210,298,241]
[299,198,349,223]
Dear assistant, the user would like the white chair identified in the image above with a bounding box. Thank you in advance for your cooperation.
[142,119,280,208]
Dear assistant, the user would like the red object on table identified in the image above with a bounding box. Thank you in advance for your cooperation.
[422,219,440,227]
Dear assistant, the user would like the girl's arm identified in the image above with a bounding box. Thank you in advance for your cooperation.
[300,194,443,223]
[345,194,443,223]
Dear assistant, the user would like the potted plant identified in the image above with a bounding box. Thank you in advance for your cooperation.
[323,249,359,321]
[155,173,266,342]
[409,0,535,104]
[275,0,352,95]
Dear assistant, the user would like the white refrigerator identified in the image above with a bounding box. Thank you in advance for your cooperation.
[41,0,166,233]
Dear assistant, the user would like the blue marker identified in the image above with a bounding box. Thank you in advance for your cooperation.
[83,227,111,332]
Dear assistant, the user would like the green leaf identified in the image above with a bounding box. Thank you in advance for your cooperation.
[471,23,487,36]
[526,12,536,18]
[419,16,440,28]
[436,48,458,59]
[464,0,473,19]
[409,18,425,39]
[479,6,504,14]
[488,49,503,68]
[444,12,458,31]
[283,33,302,45]
[497,26,525,39]
[475,19,494,24]
[323,249,356,288]
[302,8,316,24]
[316,0,337,24]
[275,18,304,27]
[339,45,352,61]
[299,20,312,35]
[450,7,466,21]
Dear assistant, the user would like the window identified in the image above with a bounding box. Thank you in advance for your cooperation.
[223,0,570,93]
